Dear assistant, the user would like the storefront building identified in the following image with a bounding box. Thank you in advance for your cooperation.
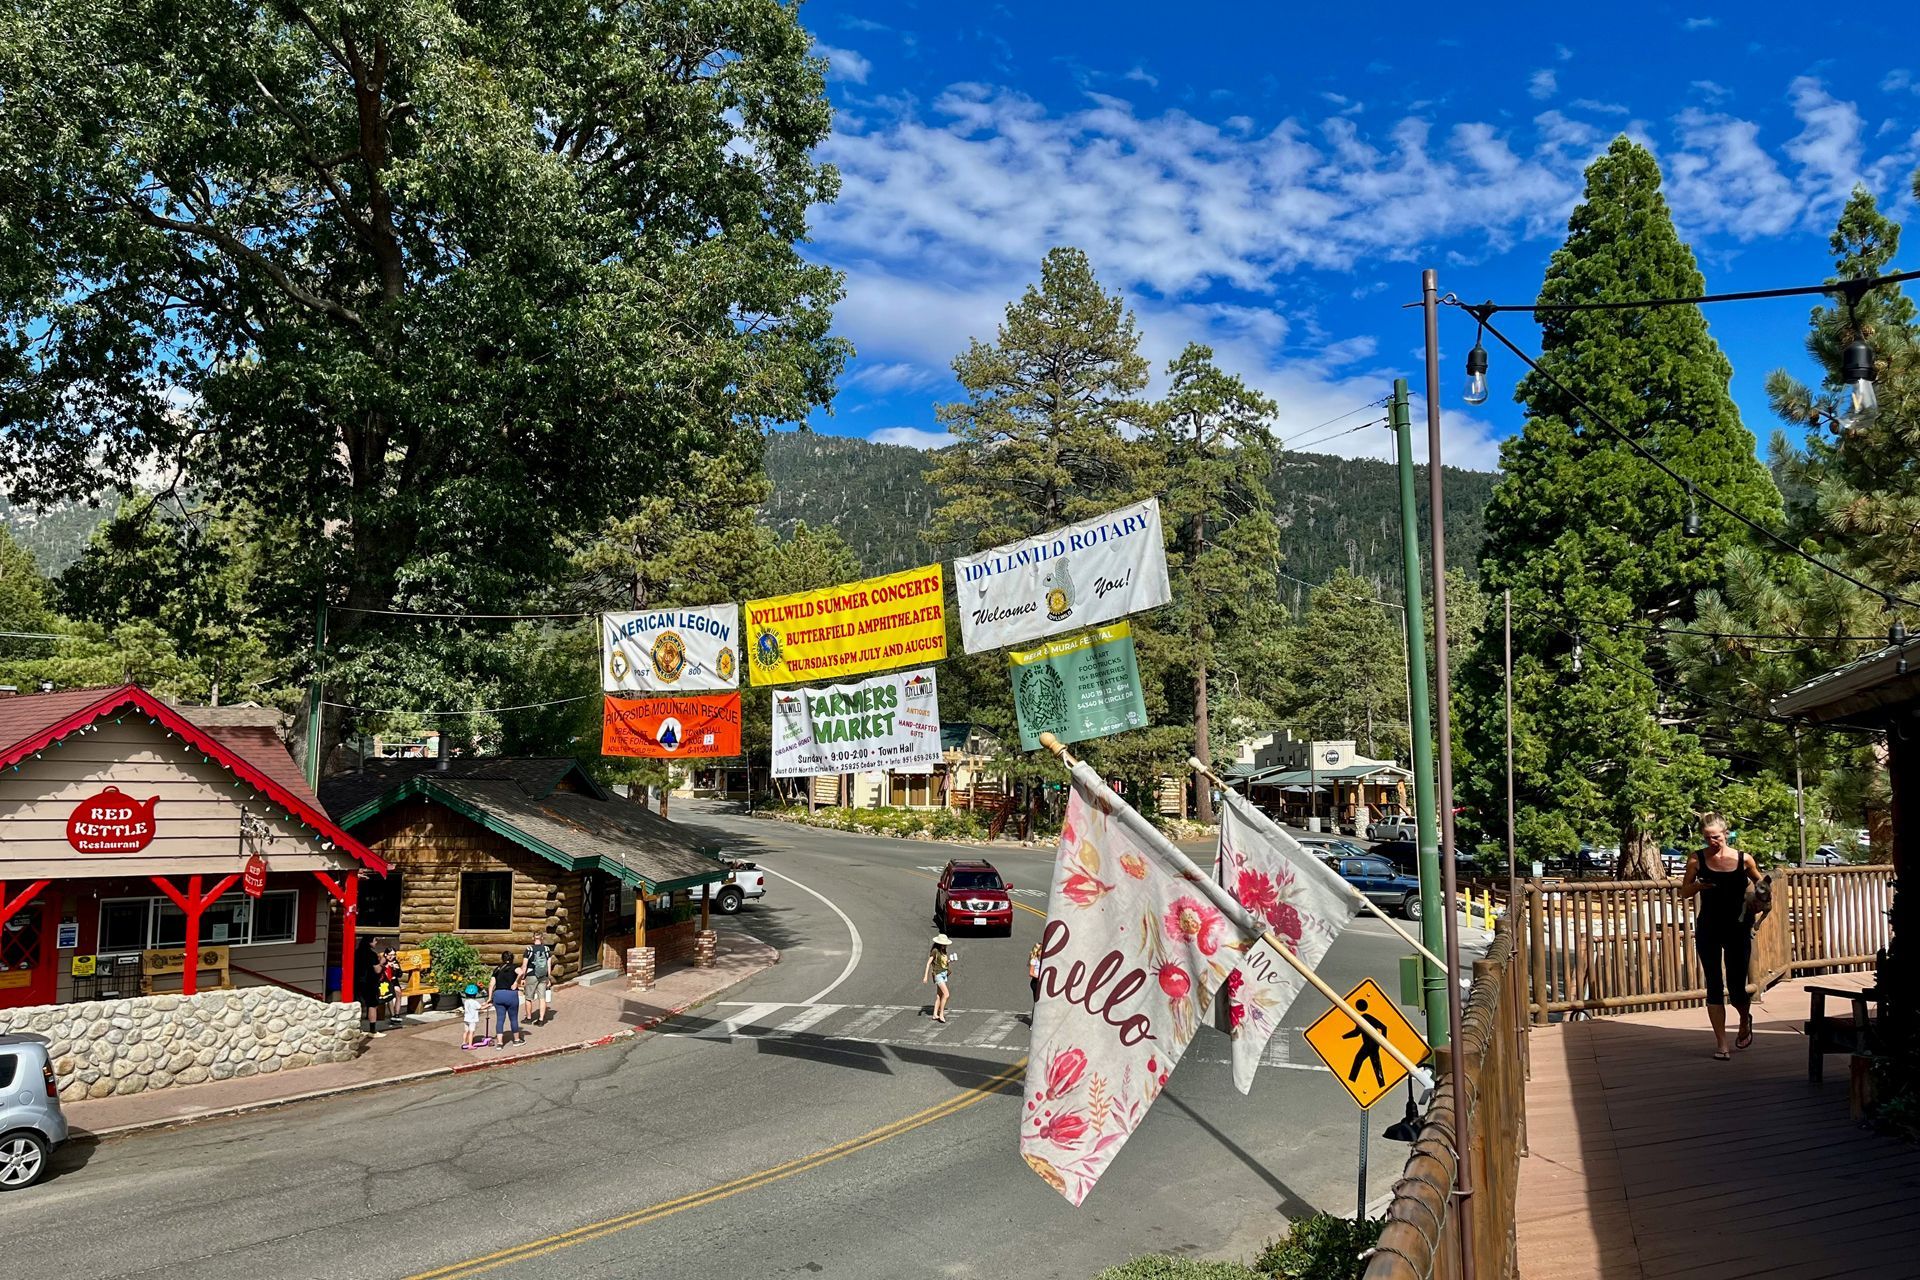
[321,756,731,978]
[0,685,388,1010]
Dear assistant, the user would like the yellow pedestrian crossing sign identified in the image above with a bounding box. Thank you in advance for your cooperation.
[1303,977,1432,1109]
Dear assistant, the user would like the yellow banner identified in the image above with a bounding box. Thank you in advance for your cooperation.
[745,564,948,685]
[1006,620,1133,666]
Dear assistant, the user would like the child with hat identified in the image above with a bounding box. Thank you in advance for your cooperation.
[460,981,489,1050]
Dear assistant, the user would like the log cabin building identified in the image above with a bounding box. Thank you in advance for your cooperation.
[320,757,731,978]
[0,685,387,1010]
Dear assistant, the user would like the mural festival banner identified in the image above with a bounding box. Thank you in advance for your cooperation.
[1021,777,1241,1206]
[744,565,948,686]
[602,604,739,692]
[769,666,943,778]
[1008,622,1148,752]
[1213,793,1353,1094]
[602,693,742,759]
[953,499,1172,654]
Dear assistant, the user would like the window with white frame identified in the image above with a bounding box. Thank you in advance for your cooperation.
[96,890,300,953]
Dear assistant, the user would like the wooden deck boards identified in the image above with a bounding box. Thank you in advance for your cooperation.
[1515,974,1920,1280]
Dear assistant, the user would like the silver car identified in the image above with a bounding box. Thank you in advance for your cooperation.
[0,1034,69,1191]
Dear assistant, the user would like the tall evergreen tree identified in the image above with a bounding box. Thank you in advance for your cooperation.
[1462,138,1782,877]
[1151,344,1286,821]
[1280,568,1408,764]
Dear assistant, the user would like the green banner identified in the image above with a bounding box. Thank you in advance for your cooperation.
[1009,622,1148,752]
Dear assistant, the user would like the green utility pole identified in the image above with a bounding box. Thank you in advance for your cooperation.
[1390,378,1448,1047]
[304,602,327,791]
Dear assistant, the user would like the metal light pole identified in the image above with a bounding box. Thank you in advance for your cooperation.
[304,601,328,791]
[1794,725,1808,867]
[1505,589,1517,922]
[1421,268,1476,1280]
[1390,377,1448,1048]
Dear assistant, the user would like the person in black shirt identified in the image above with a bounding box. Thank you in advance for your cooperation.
[1681,813,1766,1060]
[354,936,386,1037]
[488,951,526,1049]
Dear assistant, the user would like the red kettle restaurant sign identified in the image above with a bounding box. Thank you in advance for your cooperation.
[67,787,160,854]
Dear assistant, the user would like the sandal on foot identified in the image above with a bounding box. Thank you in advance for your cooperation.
[1735,1028,1754,1049]
[1713,1049,1731,1061]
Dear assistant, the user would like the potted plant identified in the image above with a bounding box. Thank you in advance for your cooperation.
[424,933,489,1009]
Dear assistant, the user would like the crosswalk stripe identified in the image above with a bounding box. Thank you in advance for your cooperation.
[690,1002,786,1040]
[834,1005,906,1040]
[769,1004,844,1036]
[964,1010,1023,1049]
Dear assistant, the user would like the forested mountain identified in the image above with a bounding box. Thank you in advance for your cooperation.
[4,434,1498,604]
[759,431,1498,604]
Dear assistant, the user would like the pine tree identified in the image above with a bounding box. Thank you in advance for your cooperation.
[1150,343,1286,822]
[1463,138,1782,878]
[1280,568,1408,763]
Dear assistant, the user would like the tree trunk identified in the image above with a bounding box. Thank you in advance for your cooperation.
[1617,816,1667,881]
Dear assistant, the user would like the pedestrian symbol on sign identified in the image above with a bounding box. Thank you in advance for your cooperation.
[1303,977,1431,1109]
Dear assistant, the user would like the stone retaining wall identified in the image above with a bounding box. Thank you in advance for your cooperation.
[0,988,368,1102]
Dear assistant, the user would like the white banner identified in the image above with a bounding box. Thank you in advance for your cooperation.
[953,500,1172,654]
[602,605,739,692]
[770,666,943,778]
[1215,793,1354,1094]
[1021,778,1241,1206]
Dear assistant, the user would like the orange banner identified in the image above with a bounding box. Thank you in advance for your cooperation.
[602,694,742,759]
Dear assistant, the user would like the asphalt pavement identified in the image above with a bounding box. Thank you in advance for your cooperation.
[0,802,1472,1280]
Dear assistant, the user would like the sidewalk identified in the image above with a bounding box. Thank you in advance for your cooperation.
[63,930,778,1138]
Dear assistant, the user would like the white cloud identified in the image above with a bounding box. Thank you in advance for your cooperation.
[1124,65,1159,90]
[847,360,950,395]
[1529,69,1558,101]
[1691,80,1730,102]
[1784,76,1866,220]
[1682,16,1719,29]
[868,426,951,450]
[814,43,871,85]
[1570,98,1629,115]
[1556,43,1574,62]
[1885,69,1916,95]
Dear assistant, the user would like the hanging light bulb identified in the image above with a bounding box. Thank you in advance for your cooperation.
[1841,337,1879,432]
[1571,639,1584,675]
[1464,333,1490,406]
[1891,618,1908,648]
[1683,483,1704,538]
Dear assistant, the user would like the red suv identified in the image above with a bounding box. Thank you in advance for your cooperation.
[934,859,1014,935]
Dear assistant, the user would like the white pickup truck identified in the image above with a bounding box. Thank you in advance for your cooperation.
[681,860,766,914]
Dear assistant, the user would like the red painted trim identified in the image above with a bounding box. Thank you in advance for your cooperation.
[77,883,99,954]
[149,874,193,915]
[313,870,347,902]
[296,883,317,946]
[181,873,203,996]
[339,872,359,1006]
[0,685,389,874]
[0,879,51,929]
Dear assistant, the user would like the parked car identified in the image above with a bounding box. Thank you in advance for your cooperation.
[1856,828,1873,851]
[682,859,765,914]
[1809,845,1847,866]
[0,1035,67,1191]
[1660,846,1690,877]
[934,859,1014,935]
[1296,833,1370,861]
[1326,855,1425,920]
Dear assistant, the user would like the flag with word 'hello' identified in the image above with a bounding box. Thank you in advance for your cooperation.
[1021,775,1245,1206]
[1214,791,1355,1094]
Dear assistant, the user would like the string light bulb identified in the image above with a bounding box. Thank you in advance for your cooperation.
[1839,289,1880,433]
[1464,317,1490,405]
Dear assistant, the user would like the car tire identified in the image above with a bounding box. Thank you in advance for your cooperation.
[0,1130,49,1191]
[1403,894,1423,922]
[715,887,745,915]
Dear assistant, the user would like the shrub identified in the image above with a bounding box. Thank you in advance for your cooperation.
[424,933,489,995]
[1093,1257,1265,1280]
[1254,1213,1384,1280]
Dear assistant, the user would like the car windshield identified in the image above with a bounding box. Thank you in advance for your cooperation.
[951,871,1002,890]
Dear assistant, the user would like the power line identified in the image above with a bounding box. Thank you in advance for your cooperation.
[1275,569,1405,611]
[329,606,598,621]
[1467,310,1920,614]
[321,693,598,717]
[1284,416,1389,455]
[1458,268,1920,316]
[1283,396,1390,442]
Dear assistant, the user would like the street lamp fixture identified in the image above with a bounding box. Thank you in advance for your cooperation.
[1683,482,1704,538]
[1464,326,1490,406]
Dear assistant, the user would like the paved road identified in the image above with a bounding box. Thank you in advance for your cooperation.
[2,804,1468,1280]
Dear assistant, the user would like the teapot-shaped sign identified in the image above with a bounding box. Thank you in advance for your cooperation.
[67,786,161,854]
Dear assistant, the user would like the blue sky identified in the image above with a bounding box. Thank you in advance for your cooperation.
[793,1,1920,471]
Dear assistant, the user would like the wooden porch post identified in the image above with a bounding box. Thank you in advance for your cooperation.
[312,870,360,1003]
[148,873,239,996]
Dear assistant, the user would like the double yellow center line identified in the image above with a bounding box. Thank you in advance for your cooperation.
[405,1057,1028,1279]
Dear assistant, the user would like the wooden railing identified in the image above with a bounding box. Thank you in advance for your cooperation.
[1522,865,1892,1024]
[1367,918,1527,1280]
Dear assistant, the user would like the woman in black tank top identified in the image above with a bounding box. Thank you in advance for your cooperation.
[1681,813,1763,1060]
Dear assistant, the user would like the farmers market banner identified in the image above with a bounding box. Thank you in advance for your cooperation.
[1008,623,1148,752]
[745,565,948,686]
[953,500,1171,654]
[602,693,742,759]
[602,604,739,692]
[769,666,943,778]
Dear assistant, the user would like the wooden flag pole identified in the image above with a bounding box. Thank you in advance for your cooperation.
[1040,734,1433,1090]
[1187,756,1448,972]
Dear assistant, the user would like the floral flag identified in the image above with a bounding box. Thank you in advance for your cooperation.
[1021,778,1244,1206]
[1214,792,1355,1094]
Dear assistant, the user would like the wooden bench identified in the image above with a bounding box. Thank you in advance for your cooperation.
[392,946,437,1012]
[1806,983,1878,1083]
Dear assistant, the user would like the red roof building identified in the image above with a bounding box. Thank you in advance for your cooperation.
[0,685,386,1009]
